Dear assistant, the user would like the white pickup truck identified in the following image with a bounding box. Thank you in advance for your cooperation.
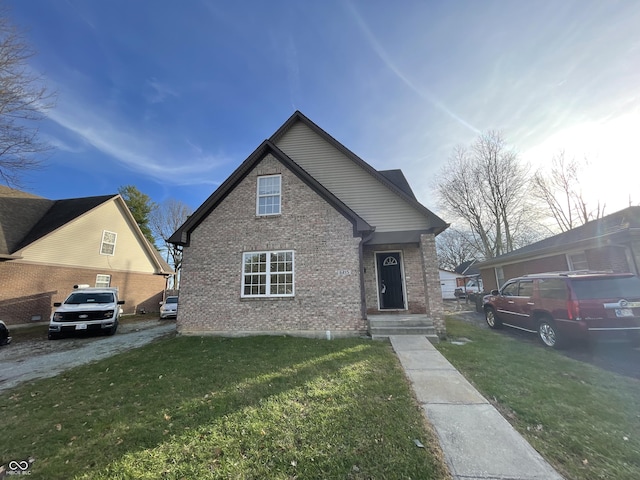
[454,278,484,299]
[48,285,125,340]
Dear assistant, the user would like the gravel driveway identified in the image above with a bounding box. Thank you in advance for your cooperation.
[0,319,176,394]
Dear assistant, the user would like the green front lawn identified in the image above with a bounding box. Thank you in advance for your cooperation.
[437,318,640,480]
[1,336,450,479]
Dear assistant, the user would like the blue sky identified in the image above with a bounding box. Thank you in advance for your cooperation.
[7,0,640,217]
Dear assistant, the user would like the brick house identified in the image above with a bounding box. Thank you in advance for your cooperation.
[476,206,640,291]
[0,186,173,324]
[169,111,449,338]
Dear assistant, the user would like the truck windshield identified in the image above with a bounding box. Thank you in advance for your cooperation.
[65,293,114,304]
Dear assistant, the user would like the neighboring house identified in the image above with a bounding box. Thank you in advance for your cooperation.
[0,186,174,324]
[453,259,484,296]
[454,259,480,278]
[169,111,449,338]
[439,269,465,299]
[476,206,640,291]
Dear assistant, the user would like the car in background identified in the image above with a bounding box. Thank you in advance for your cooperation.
[454,278,484,299]
[0,320,11,346]
[482,271,640,348]
[49,285,124,339]
[160,296,178,319]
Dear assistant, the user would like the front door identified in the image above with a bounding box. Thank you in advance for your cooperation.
[376,252,405,310]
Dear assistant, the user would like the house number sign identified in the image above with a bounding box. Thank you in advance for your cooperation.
[337,269,352,276]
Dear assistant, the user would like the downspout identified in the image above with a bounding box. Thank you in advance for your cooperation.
[359,229,376,326]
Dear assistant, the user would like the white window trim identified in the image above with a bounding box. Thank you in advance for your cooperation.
[256,174,282,216]
[100,230,117,256]
[567,251,589,271]
[241,250,295,298]
[373,250,408,311]
[95,274,111,288]
[494,266,505,290]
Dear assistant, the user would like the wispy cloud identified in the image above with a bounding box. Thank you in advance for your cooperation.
[345,1,480,135]
[46,95,224,187]
[145,78,179,104]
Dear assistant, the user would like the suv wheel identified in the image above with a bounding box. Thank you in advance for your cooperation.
[485,307,502,329]
[538,318,561,348]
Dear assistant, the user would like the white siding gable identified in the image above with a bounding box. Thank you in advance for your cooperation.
[275,121,429,232]
[17,199,158,273]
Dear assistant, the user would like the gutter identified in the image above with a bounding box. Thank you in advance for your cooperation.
[358,229,376,324]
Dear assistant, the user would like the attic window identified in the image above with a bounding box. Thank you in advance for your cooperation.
[100,230,117,256]
[256,175,281,216]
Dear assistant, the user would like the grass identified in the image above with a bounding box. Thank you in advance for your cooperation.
[436,317,640,480]
[0,335,450,479]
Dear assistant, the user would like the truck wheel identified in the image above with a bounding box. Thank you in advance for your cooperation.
[106,321,118,336]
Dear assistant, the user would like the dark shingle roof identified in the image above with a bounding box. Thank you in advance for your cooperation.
[0,193,115,255]
[378,169,417,200]
[454,259,480,276]
[169,140,373,246]
[0,196,53,254]
[17,195,115,250]
[476,206,640,268]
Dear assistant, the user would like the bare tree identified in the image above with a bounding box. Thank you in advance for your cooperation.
[149,198,193,289]
[0,8,55,186]
[435,131,538,259]
[436,227,479,271]
[532,151,605,232]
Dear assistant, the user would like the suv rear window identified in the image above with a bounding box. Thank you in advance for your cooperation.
[571,276,640,299]
[538,278,567,300]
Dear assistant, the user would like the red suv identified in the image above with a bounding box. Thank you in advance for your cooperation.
[482,272,640,348]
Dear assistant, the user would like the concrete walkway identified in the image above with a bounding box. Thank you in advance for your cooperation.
[390,335,564,480]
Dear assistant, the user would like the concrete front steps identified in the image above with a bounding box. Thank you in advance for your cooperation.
[368,314,438,343]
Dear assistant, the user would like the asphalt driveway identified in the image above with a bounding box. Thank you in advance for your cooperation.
[0,319,175,394]
[448,307,640,380]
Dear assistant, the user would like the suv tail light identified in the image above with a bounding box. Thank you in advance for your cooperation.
[567,299,581,320]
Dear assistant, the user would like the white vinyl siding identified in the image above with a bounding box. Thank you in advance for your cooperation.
[16,199,158,273]
[275,122,429,232]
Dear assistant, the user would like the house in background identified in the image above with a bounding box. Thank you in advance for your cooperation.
[170,111,449,338]
[438,269,465,300]
[476,206,640,291]
[0,186,173,324]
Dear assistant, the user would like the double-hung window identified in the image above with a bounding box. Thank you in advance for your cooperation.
[95,274,111,288]
[242,250,294,297]
[100,230,117,256]
[256,175,281,216]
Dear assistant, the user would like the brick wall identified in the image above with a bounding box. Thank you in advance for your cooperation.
[363,244,426,314]
[586,246,631,272]
[480,245,634,291]
[0,261,166,325]
[177,154,366,337]
[420,234,446,337]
